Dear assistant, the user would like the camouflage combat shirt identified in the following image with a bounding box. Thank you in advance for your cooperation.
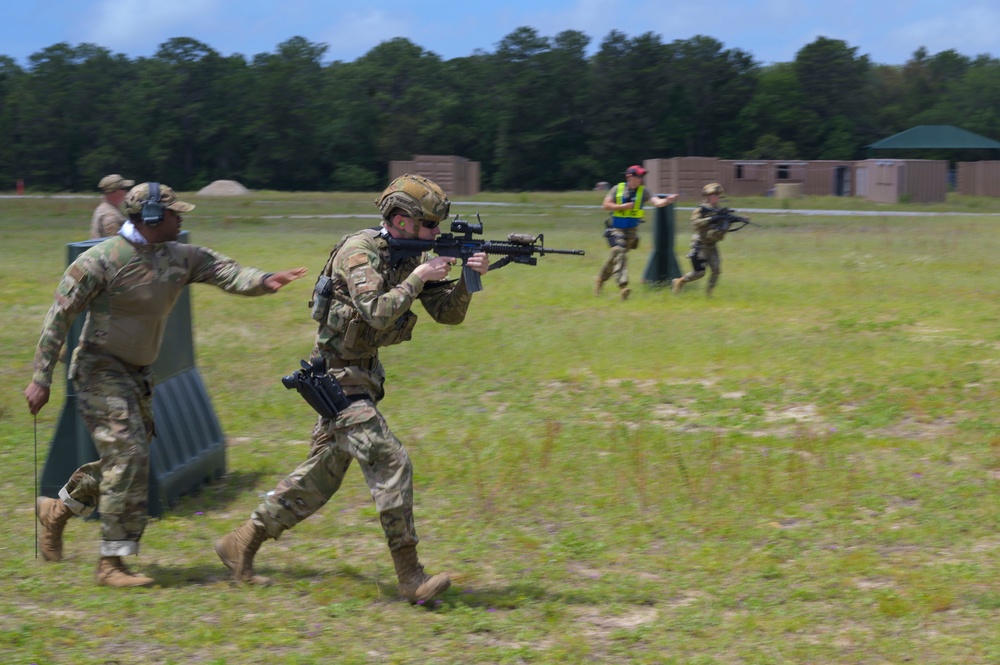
[32,234,273,387]
[312,228,474,397]
[690,203,727,247]
[89,201,127,239]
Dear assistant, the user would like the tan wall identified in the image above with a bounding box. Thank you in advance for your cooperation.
[388,155,481,196]
[854,159,947,203]
[625,157,946,201]
[957,161,1000,196]
[902,160,947,203]
[643,157,719,201]
[801,161,855,196]
[388,160,416,182]
[651,159,855,198]
[718,161,776,197]
[857,160,903,203]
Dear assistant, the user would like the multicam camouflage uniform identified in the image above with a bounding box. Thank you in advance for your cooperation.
[89,201,127,239]
[597,183,652,290]
[250,227,473,551]
[32,235,274,556]
[681,202,726,289]
[90,174,134,239]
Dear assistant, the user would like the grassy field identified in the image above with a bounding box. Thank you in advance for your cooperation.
[2,190,1000,664]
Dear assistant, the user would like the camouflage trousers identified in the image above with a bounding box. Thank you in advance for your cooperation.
[683,243,722,288]
[62,351,154,556]
[598,227,639,288]
[252,401,417,551]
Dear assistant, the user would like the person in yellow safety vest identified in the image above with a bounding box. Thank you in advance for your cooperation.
[595,165,678,300]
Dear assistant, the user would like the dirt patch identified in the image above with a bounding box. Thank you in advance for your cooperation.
[575,605,659,633]
[198,180,250,196]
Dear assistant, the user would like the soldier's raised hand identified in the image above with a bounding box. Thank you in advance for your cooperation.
[264,267,308,291]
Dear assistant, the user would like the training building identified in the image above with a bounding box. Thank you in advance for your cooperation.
[388,155,481,196]
[641,125,1000,203]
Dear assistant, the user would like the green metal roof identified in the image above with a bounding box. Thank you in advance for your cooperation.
[866,125,1000,149]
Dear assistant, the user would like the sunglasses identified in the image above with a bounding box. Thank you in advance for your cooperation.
[399,214,440,230]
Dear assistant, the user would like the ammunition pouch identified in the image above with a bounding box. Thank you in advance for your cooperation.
[282,358,353,419]
[369,310,417,347]
[309,275,333,323]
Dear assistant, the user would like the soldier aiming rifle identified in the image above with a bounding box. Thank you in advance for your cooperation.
[672,183,759,296]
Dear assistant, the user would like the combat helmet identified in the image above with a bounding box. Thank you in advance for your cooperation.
[702,183,724,197]
[375,174,451,223]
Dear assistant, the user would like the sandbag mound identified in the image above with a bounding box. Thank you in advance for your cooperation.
[197,180,250,196]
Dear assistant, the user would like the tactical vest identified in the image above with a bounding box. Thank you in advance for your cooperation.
[310,228,419,362]
[610,182,645,228]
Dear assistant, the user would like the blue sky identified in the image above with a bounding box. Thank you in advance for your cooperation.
[3,0,998,68]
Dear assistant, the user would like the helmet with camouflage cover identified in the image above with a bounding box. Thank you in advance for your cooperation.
[702,183,724,197]
[375,174,451,223]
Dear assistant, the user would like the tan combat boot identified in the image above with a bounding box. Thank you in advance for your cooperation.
[391,545,451,604]
[594,276,604,296]
[671,277,685,294]
[36,496,74,562]
[620,286,631,301]
[214,519,273,586]
[96,556,154,587]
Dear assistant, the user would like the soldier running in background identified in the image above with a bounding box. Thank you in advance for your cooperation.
[595,165,677,300]
[673,183,729,296]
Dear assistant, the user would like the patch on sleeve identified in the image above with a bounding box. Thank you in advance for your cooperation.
[346,253,369,269]
[67,264,86,284]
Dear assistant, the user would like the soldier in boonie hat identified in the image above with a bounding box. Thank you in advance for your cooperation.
[98,174,135,194]
[90,174,136,239]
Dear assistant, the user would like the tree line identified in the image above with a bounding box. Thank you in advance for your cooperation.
[0,28,998,193]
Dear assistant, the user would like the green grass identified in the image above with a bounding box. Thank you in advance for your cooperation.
[3,190,1000,663]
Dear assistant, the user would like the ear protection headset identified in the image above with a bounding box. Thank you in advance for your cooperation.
[141,182,165,226]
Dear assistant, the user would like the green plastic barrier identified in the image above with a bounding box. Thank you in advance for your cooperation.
[39,231,226,516]
[642,202,683,285]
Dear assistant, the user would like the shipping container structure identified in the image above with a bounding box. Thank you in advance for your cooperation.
[642,157,719,200]
[853,159,948,203]
[957,161,1000,197]
[388,155,481,196]
[644,157,856,200]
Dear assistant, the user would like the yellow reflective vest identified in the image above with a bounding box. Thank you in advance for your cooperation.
[610,182,645,228]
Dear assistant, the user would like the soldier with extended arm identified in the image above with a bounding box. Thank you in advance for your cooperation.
[595,165,678,300]
[28,182,306,587]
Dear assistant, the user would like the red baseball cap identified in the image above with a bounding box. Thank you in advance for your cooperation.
[624,165,647,177]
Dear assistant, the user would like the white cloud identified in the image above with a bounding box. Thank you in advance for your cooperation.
[886,5,1000,60]
[320,8,415,60]
[83,0,221,54]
